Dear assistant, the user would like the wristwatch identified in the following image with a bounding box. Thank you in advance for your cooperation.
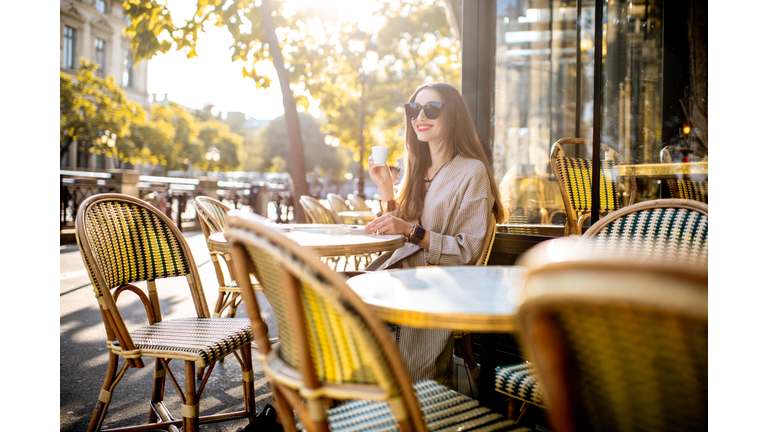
[409,224,426,244]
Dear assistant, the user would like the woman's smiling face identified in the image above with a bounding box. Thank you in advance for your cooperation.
[411,89,445,146]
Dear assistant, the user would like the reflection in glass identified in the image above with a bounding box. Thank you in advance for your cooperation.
[493,0,673,231]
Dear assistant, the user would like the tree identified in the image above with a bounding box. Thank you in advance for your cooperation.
[60,60,144,164]
[256,112,345,179]
[197,120,245,172]
[124,0,328,221]
[299,0,461,172]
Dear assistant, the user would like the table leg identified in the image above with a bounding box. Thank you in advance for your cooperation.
[477,334,497,405]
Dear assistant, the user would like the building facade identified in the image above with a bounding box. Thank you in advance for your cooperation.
[60,0,150,170]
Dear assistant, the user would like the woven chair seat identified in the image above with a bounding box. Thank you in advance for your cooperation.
[318,380,527,432]
[494,364,548,408]
[110,317,252,367]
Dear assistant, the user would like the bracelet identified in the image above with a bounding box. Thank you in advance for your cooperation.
[379,199,397,213]
[407,224,417,243]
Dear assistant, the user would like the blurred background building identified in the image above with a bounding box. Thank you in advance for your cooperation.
[60,0,149,170]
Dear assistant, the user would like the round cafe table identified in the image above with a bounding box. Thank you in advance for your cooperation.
[347,265,527,404]
[210,224,404,258]
[346,266,526,332]
[337,211,376,225]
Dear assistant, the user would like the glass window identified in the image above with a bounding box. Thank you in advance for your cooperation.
[63,26,76,69]
[95,38,106,78]
[492,0,699,233]
[123,49,134,87]
[96,0,106,14]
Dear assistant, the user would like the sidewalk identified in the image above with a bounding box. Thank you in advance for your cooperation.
[60,230,277,431]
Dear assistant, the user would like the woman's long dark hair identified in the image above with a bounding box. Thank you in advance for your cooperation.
[395,82,507,223]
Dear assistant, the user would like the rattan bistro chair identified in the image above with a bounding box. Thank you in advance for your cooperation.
[550,137,637,236]
[494,198,708,418]
[347,193,372,211]
[579,198,709,265]
[660,144,708,203]
[193,195,270,318]
[75,193,255,432]
[327,193,352,214]
[515,249,707,432]
[300,195,341,224]
[226,212,527,432]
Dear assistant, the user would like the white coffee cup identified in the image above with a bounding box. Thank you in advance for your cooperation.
[372,146,390,166]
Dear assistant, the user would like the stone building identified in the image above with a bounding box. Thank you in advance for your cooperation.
[60,0,150,170]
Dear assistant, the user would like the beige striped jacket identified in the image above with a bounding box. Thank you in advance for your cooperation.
[366,155,494,383]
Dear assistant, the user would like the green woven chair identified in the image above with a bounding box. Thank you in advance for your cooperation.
[75,193,256,432]
[550,137,637,236]
[660,144,708,203]
[515,247,707,432]
[494,198,708,417]
[226,212,528,432]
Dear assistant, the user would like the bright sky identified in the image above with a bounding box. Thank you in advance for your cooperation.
[147,0,382,120]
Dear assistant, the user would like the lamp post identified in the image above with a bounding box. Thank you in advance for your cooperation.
[99,130,117,169]
[356,46,379,198]
[325,134,340,190]
[205,147,220,173]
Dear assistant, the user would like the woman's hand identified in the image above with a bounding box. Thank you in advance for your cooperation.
[368,155,393,190]
[364,212,412,237]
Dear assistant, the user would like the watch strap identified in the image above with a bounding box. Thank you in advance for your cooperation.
[410,225,426,244]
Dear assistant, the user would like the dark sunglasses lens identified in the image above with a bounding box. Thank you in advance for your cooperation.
[423,103,443,119]
[405,103,420,119]
[404,102,443,119]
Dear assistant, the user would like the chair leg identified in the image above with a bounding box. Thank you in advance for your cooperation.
[241,345,257,421]
[184,361,200,432]
[454,333,480,393]
[149,359,166,424]
[211,253,229,317]
[87,352,126,432]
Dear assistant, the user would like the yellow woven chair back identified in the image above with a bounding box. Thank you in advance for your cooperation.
[660,144,708,203]
[78,194,196,293]
[517,254,707,432]
[195,196,230,233]
[226,215,416,388]
[347,194,371,211]
[300,195,340,224]
[550,137,636,235]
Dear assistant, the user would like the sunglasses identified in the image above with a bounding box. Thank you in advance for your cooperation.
[404,102,444,120]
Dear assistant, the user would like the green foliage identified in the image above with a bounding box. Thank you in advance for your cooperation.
[60,60,144,162]
[197,120,245,171]
[60,61,249,172]
[255,112,347,179]
[121,0,461,179]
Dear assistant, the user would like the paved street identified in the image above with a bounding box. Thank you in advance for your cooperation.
[60,230,278,431]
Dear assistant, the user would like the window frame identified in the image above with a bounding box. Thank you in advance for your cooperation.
[63,25,76,70]
[94,37,107,78]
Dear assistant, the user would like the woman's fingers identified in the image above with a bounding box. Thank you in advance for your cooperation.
[364,214,390,233]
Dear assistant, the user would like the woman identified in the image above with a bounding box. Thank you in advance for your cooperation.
[363,82,507,384]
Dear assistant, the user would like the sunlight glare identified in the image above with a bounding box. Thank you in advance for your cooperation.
[147,0,380,120]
